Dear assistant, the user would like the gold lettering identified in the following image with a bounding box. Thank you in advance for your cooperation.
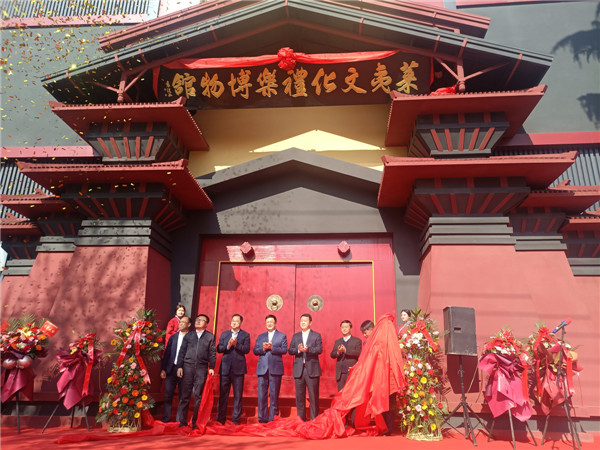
[283,67,308,97]
[342,67,366,94]
[256,68,278,97]
[371,62,392,93]
[200,73,225,98]
[396,61,419,94]
[228,69,253,99]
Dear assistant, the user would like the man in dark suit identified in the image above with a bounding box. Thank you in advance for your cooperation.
[288,313,322,421]
[176,314,216,429]
[253,314,287,423]
[160,315,191,422]
[330,319,362,391]
[216,313,250,425]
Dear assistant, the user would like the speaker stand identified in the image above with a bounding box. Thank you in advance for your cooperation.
[442,355,492,446]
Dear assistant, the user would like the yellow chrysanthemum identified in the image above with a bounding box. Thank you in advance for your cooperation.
[413,393,419,398]
[107,377,113,384]
[121,418,127,425]
[153,342,159,347]
[410,414,415,421]
[129,357,134,363]
[431,424,437,430]
[110,340,117,346]
[422,404,428,410]
[141,395,148,401]
[420,377,427,384]
[134,412,140,418]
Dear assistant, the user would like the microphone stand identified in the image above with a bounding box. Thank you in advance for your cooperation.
[541,326,581,450]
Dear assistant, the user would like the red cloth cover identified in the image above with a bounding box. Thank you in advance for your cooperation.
[56,349,102,410]
[478,353,532,422]
[1,366,34,402]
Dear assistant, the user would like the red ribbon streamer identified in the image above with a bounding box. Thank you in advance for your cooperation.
[116,320,151,385]
[81,333,96,396]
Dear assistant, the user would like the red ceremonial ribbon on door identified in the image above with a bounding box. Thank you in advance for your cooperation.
[115,320,151,385]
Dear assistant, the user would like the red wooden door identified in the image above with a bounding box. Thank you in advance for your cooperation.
[294,263,374,399]
[214,261,373,399]
[214,263,296,397]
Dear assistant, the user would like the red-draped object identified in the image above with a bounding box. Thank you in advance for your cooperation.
[478,353,532,422]
[534,340,582,415]
[1,366,34,402]
[55,313,405,443]
[56,343,102,410]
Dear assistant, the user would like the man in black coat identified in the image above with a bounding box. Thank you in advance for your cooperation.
[330,319,362,391]
[176,314,216,429]
[160,315,191,422]
[216,313,250,425]
[288,313,322,421]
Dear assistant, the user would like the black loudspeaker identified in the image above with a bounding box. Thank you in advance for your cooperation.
[443,306,477,356]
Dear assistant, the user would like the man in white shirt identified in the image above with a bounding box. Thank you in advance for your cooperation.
[330,320,362,391]
[216,314,250,425]
[288,313,322,421]
[160,315,191,422]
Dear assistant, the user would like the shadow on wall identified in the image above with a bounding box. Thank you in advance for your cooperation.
[552,2,600,129]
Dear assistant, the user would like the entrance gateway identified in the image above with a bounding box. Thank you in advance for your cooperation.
[196,236,397,399]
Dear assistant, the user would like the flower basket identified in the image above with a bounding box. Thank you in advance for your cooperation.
[96,309,165,432]
[107,415,141,433]
[1,315,58,402]
[398,309,447,439]
[407,422,443,441]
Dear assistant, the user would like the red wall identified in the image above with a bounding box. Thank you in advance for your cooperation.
[1,245,171,397]
[1,252,74,320]
[419,244,600,418]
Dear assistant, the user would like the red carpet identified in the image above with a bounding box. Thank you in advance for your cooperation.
[2,425,598,450]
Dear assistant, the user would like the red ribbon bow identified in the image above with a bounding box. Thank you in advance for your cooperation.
[277,47,297,71]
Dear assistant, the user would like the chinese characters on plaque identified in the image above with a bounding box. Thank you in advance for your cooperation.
[158,53,429,109]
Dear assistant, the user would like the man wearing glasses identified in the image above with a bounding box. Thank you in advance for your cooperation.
[176,314,216,429]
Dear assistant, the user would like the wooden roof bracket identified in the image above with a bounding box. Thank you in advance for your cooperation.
[504,54,523,89]
[65,71,86,98]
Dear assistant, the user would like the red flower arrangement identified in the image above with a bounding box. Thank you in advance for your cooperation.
[479,328,532,421]
[482,328,528,361]
[398,309,446,440]
[526,323,581,415]
[1,314,58,402]
[96,309,165,431]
